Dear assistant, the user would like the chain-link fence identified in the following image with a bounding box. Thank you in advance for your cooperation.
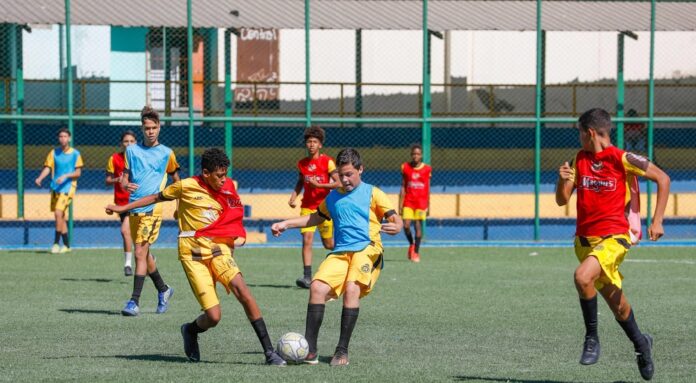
[2,1,696,247]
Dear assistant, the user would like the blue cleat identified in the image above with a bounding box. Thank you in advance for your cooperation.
[156,286,174,314]
[121,299,140,316]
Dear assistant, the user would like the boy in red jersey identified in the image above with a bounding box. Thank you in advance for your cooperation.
[105,130,137,276]
[288,126,340,288]
[556,108,670,381]
[399,144,431,263]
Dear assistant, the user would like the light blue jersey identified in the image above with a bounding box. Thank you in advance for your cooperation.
[44,147,83,195]
[323,183,374,253]
[125,143,179,214]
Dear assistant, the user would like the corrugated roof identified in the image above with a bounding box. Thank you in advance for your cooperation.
[1,1,695,31]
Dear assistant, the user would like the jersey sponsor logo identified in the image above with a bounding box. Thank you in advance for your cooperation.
[591,160,604,172]
[407,180,426,189]
[580,175,617,192]
[308,163,317,171]
[412,173,421,179]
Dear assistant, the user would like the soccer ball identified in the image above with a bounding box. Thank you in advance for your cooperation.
[276,332,309,363]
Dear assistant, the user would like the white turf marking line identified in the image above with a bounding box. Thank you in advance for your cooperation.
[625,259,696,265]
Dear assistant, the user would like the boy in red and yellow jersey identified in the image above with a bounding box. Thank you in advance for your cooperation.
[556,108,670,381]
[106,148,285,366]
[399,144,431,262]
[288,126,340,288]
[105,130,137,276]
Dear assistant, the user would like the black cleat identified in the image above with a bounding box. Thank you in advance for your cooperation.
[265,350,287,366]
[636,334,654,381]
[124,266,133,276]
[295,276,311,289]
[580,336,600,365]
[181,323,200,362]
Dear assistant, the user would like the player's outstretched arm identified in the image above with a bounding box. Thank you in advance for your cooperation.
[643,162,671,241]
[380,211,403,235]
[271,213,325,237]
[105,193,161,215]
[555,161,575,206]
[34,166,51,187]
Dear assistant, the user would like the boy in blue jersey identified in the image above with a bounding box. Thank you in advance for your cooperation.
[119,106,180,316]
[35,128,83,254]
[272,148,403,366]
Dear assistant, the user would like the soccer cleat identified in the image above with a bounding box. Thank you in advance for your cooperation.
[580,336,600,365]
[407,244,415,260]
[181,323,200,362]
[411,252,421,263]
[59,246,71,254]
[124,265,133,276]
[636,334,654,381]
[303,352,319,365]
[330,350,350,367]
[296,276,311,289]
[51,244,61,254]
[156,286,174,314]
[121,299,140,316]
[265,351,287,366]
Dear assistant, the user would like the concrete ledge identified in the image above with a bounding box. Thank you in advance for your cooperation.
[0,192,692,220]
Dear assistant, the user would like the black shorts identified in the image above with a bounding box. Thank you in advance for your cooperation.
[119,212,129,223]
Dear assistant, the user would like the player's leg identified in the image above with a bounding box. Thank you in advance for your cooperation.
[574,253,602,365]
[53,209,65,250]
[412,218,423,262]
[120,214,133,276]
[600,284,654,380]
[403,218,414,260]
[297,229,316,289]
[138,216,173,313]
[304,280,333,364]
[331,281,360,367]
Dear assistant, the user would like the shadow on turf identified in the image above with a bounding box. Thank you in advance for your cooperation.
[246,283,296,289]
[61,277,126,284]
[111,354,258,365]
[59,308,121,316]
[453,376,631,383]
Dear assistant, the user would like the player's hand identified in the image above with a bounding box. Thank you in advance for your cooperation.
[648,221,664,241]
[56,176,66,185]
[559,161,575,182]
[105,204,120,215]
[271,222,287,237]
[125,183,139,192]
[380,222,401,235]
[288,198,296,209]
[34,178,42,187]
[307,177,321,187]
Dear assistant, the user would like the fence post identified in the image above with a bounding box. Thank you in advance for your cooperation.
[305,0,311,128]
[616,32,626,149]
[11,24,25,218]
[533,0,543,241]
[187,0,195,176]
[65,0,75,242]
[646,0,656,229]
[224,28,234,177]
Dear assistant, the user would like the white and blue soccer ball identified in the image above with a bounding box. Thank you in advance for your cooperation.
[276,332,309,363]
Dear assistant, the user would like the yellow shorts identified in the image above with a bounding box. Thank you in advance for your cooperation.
[50,191,72,213]
[181,251,241,311]
[402,207,427,221]
[299,207,333,239]
[129,214,162,245]
[574,234,631,290]
[313,243,384,299]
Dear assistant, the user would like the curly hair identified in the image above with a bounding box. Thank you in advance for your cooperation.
[201,148,230,173]
[303,126,325,144]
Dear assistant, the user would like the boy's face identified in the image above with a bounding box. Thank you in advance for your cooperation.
[121,134,136,149]
[58,132,71,147]
[411,147,423,164]
[337,163,362,192]
[305,137,322,155]
[202,167,228,191]
[141,119,160,145]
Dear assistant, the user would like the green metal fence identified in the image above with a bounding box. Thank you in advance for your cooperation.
[1,0,696,247]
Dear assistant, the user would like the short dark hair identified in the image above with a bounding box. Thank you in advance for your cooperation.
[121,130,136,141]
[201,148,230,173]
[411,143,422,151]
[336,148,362,169]
[578,108,612,134]
[141,105,160,125]
[57,127,71,137]
[304,126,325,144]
